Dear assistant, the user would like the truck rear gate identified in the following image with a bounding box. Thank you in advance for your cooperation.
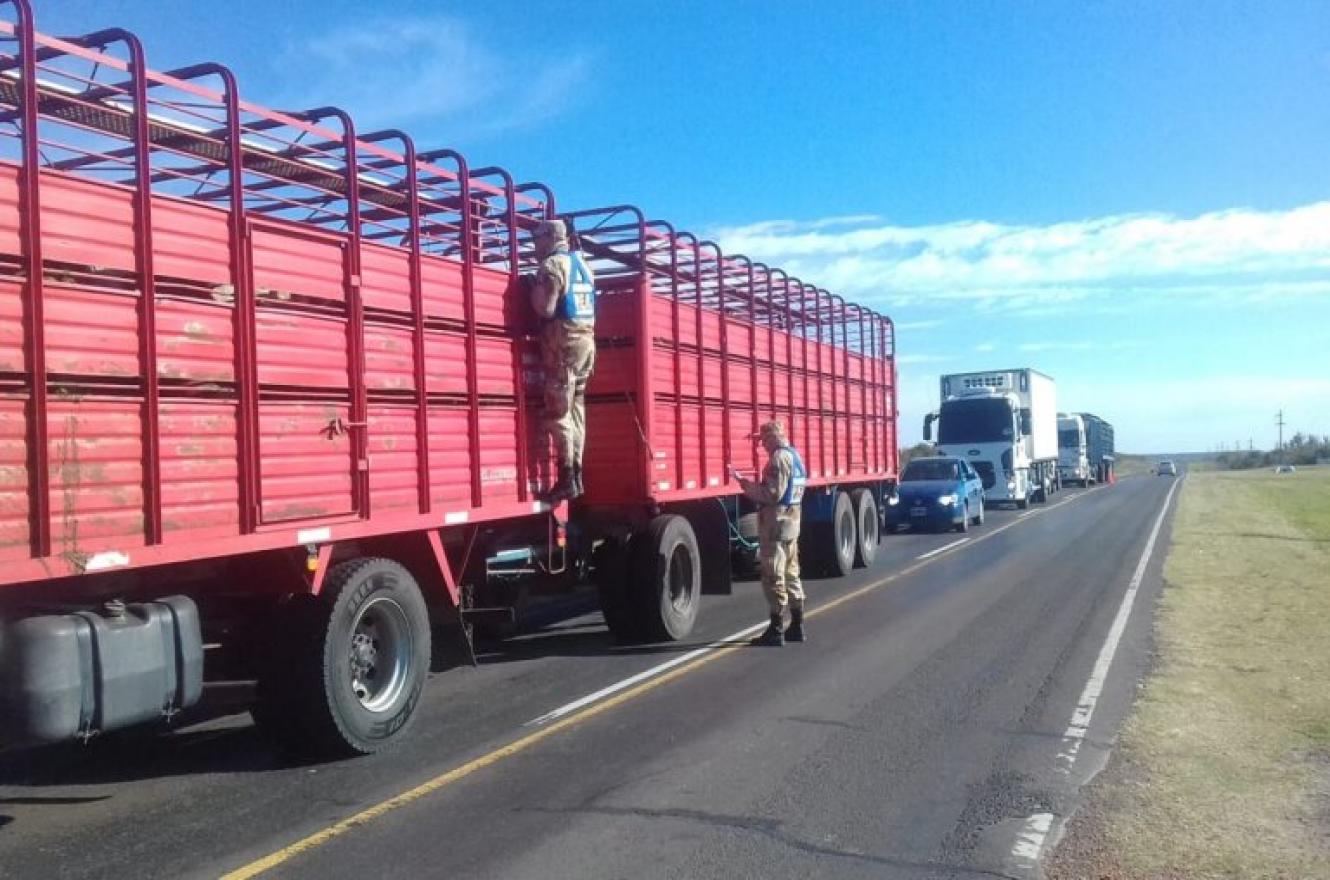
[0,2,897,755]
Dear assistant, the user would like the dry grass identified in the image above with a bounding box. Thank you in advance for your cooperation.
[1070,467,1330,878]
[1114,454,1156,477]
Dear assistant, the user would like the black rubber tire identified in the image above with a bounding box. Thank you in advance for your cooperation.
[974,500,985,526]
[849,488,878,569]
[828,490,856,577]
[593,538,644,644]
[1016,493,1030,510]
[955,502,969,533]
[630,514,702,641]
[252,557,431,757]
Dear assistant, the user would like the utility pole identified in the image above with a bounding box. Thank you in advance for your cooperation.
[1275,409,1286,464]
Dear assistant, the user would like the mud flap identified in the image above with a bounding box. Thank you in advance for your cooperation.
[430,591,477,671]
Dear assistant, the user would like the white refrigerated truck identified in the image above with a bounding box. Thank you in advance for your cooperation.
[924,368,1059,508]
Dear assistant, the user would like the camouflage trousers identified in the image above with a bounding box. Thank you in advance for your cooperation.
[542,329,596,468]
[759,533,804,615]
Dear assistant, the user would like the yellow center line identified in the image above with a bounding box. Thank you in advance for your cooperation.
[220,490,1088,879]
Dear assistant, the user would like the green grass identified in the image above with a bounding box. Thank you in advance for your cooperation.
[1087,467,1330,878]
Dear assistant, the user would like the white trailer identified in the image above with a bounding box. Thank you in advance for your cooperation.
[1058,413,1091,486]
[924,368,1060,507]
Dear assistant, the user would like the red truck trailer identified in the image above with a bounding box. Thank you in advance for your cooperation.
[0,2,898,756]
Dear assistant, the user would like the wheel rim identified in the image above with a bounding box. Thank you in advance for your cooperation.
[348,595,413,713]
[667,543,695,613]
[838,508,855,561]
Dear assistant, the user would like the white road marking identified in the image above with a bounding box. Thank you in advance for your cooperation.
[525,621,769,726]
[1009,477,1182,872]
[916,537,970,560]
[1011,812,1053,861]
[529,487,1094,729]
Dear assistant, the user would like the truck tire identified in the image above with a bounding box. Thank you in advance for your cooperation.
[252,557,431,757]
[1016,493,1029,510]
[630,514,702,641]
[593,538,644,644]
[828,490,856,576]
[850,488,878,568]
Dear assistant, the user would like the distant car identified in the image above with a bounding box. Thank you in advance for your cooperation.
[1157,460,1177,476]
[1274,464,1296,474]
[887,456,985,533]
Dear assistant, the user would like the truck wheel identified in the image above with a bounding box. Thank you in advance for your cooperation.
[631,514,702,641]
[850,488,878,568]
[1016,493,1029,510]
[252,557,431,757]
[830,490,856,576]
[593,538,644,643]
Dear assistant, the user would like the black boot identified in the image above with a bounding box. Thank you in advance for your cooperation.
[571,465,584,499]
[750,613,784,647]
[545,464,576,503]
[786,606,805,643]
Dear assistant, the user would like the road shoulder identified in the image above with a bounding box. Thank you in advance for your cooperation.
[1047,467,1330,878]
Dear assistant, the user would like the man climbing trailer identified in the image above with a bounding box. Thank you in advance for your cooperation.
[0,1,898,757]
[525,219,597,503]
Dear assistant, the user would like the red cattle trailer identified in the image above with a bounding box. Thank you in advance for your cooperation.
[0,2,897,756]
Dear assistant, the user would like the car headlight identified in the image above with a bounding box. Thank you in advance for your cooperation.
[887,494,900,506]
[1006,480,1016,490]
[937,493,957,506]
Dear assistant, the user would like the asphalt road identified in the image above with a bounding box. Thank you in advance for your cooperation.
[0,473,1180,880]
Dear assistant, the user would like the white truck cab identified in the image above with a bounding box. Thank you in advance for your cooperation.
[925,369,1059,507]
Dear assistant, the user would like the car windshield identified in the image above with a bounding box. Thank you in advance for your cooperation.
[1059,428,1081,448]
[903,460,959,481]
[938,397,1013,444]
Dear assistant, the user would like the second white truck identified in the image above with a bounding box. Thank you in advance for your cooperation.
[924,368,1059,508]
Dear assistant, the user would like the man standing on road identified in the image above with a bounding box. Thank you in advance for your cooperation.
[525,219,596,502]
[733,420,808,646]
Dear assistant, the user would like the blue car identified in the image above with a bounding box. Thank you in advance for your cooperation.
[887,456,986,533]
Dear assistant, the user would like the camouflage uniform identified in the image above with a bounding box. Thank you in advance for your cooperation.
[745,445,805,615]
[528,220,596,498]
[738,421,808,645]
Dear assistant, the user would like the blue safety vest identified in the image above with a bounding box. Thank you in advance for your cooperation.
[780,446,808,507]
[558,250,595,324]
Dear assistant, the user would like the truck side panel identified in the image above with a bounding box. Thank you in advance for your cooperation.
[1026,371,1059,461]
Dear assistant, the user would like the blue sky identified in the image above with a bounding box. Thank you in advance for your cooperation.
[47,0,1330,452]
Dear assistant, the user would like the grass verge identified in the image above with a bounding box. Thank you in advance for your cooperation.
[1049,466,1330,878]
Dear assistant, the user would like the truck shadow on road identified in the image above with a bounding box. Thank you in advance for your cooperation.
[474,622,749,665]
[0,690,319,789]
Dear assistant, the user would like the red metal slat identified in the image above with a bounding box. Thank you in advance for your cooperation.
[362,129,429,514]
[5,0,50,557]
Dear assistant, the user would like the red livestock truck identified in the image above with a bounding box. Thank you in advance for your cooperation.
[0,2,898,756]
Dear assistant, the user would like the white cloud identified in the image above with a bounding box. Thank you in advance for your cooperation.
[710,203,1330,315]
[894,319,943,331]
[1070,376,1330,453]
[274,16,590,135]
[974,342,996,353]
[1016,339,1141,353]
